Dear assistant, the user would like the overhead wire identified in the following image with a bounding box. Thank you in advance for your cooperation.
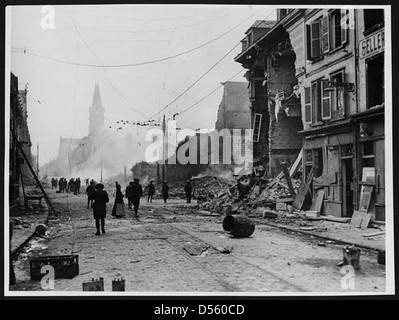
[63,7,229,22]
[69,11,144,118]
[148,8,277,122]
[13,8,265,68]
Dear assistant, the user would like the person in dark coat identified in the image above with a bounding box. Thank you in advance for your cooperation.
[112,183,126,218]
[125,182,133,209]
[86,180,96,209]
[161,181,169,204]
[76,177,81,194]
[89,183,109,235]
[131,178,143,216]
[147,181,155,203]
[184,180,192,203]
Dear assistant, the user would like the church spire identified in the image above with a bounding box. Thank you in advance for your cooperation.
[89,83,105,137]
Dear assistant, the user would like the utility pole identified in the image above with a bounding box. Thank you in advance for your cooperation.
[36,143,39,176]
[162,114,166,182]
[100,142,103,182]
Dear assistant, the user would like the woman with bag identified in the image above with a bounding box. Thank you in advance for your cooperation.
[112,183,126,218]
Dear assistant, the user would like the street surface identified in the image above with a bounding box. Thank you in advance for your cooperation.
[10,188,386,294]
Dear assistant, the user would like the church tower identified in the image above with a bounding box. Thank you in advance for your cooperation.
[88,83,105,137]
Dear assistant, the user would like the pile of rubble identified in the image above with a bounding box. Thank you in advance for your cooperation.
[198,151,304,215]
[191,175,234,200]
[152,175,235,200]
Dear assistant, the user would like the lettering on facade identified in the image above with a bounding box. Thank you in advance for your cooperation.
[359,30,384,59]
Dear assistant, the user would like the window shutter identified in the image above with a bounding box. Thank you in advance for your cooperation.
[252,113,262,142]
[304,87,312,123]
[321,16,330,53]
[341,9,348,45]
[306,24,312,60]
[310,20,321,59]
[321,79,332,119]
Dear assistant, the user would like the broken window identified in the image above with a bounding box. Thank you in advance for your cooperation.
[366,54,384,108]
[252,113,262,143]
[313,148,324,178]
[364,9,384,34]
[362,141,375,168]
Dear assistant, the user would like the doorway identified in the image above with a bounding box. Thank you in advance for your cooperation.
[341,158,354,217]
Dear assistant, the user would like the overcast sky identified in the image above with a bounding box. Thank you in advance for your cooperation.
[7,4,276,166]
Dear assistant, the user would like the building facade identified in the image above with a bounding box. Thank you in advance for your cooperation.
[9,73,34,206]
[236,8,386,221]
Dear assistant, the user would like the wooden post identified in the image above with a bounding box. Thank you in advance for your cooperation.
[281,161,296,196]
[13,132,56,215]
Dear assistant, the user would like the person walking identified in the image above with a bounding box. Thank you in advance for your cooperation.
[86,180,96,209]
[131,178,143,217]
[112,183,126,218]
[125,182,133,209]
[161,181,169,204]
[184,180,192,204]
[76,177,81,194]
[89,183,109,235]
[147,181,155,203]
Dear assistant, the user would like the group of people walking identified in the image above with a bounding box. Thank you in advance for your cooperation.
[52,177,84,195]
[84,179,193,236]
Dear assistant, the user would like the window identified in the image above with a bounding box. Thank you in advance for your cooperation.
[247,32,253,45]
[313,148,324,178]
[305,79,329,124]
[252,113,262,142]
[321,79,331,119]
[364,9,384,34]
[366,54,384,108]
[330,70,346,118]
[304,86,312,123]
[271,55,281,68]
[330,10,348,50]
[362,141,375,167]
[307,10,349,60]
[311,79,322,123]
[307,19,322,60]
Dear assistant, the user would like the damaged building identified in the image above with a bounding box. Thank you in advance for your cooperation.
[234,17,303,178]
[9,73,34,206]
[234,9,386,222]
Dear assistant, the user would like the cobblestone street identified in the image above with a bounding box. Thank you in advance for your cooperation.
[9,188,386,295]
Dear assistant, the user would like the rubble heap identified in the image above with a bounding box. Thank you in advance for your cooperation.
[198,150,304,215]
[191,176,234,200]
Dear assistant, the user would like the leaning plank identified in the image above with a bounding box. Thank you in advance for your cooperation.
[350,210,365,227]
[289,148,303,178]
[321,216,351,223]
[362,231,385,237]
[292,169,314,210]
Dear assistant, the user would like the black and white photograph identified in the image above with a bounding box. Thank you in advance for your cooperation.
[4,3,394,298]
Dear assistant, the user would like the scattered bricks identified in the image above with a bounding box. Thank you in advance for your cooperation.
[276,203,287,211]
